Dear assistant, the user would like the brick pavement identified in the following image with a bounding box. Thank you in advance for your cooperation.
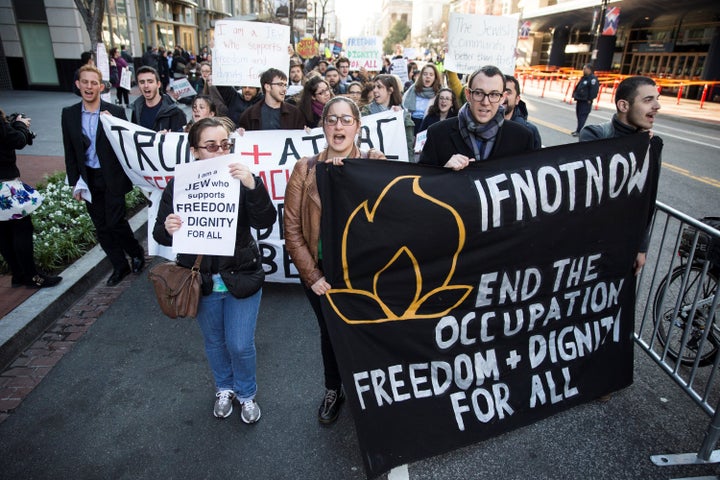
[0,253,146,424]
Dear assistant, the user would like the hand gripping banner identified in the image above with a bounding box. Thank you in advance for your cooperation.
[316,134,659,477]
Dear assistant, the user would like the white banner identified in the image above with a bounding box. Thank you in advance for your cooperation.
[99,109,408,282]
[346,37,383,71]
[172,156,240,255]
[445,13,519,76]
[212,20,290,87]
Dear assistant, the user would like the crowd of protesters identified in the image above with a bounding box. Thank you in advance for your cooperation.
[51,40,662,428]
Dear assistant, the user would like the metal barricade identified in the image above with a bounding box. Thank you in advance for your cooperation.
[634,201,720,468]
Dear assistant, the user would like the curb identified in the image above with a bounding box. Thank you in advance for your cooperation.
[0,208,148,370]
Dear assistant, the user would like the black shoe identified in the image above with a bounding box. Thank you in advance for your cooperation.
[571,131,579,137]
[131,256,146,274]
[106,266,131,286]
[318,388,345,424]
[27,273,62,289]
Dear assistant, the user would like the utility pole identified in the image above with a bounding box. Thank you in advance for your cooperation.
[590,0,608,65]
[289,0,295,47]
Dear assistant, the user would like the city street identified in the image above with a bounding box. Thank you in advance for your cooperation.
[1,89,719,479]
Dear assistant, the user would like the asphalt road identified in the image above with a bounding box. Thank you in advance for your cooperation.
[1,90,720,479]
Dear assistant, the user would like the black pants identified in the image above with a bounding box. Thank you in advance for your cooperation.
[0,215,38,280]
[302,282,342,391]
[85,168,143,271]
[116,87,129,105]
[575,100,593,132]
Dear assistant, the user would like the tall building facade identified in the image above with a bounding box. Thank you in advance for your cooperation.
[519,0,720,82]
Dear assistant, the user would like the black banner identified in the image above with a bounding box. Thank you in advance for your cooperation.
[317,134,658,478]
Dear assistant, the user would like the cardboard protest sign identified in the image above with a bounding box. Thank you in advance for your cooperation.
[169,77,196,99]
[346,37,383,71]
[445,13,519,75]
[296,37,318,59]
[316,134,658,477]
[212,20,290,86]
[171,155,240,256]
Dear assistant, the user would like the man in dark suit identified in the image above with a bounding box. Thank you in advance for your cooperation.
[62,65,145,286]
[419,65,536,169]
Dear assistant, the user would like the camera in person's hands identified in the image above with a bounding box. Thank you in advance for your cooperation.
[7,112,37,145]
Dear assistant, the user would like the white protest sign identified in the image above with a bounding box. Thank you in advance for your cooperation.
[170,77,196,98]
[120,67,132,90]
[445,13,519,76]
[96,44,112,102]
[346,37,383,71]
[287,84,303,97]
[212,20,290,87]
[391,58,408,85]
[172,155,240,256]
[99,109,408,281]
[414,129,427,153]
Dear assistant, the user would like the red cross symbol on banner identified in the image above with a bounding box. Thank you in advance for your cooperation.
[240,145,272,164]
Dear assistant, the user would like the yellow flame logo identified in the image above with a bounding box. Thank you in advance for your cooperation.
[326,175,473,324]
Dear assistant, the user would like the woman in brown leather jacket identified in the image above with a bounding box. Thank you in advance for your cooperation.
[284,96,385,424]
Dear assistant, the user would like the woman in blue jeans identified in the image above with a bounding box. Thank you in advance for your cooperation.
[153,117,276,423]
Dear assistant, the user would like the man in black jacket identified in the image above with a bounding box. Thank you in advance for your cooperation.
[130,66,186,132]
[62,65,145,286]
[419,65,535,169]
[571,63,599,136]
[503,74,542,149]
[580,75,663,275]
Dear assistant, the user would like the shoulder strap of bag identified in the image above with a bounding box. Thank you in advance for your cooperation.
[192,255,203,271]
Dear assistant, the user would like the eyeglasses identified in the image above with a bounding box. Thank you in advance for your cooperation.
[438,96,453,102]
[468,89,504,103]
[315,88,331,96]
[323,115,356,126]
[348,90,362,96]
[196,141,234,153]
[270,82,288,88]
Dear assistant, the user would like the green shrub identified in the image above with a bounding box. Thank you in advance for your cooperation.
[0,171,147,274]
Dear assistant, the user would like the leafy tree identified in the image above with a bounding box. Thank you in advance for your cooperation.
[73,0,104,52]
[383,20,411,55]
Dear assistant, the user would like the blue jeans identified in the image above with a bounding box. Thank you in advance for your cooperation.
[196,289,262,403]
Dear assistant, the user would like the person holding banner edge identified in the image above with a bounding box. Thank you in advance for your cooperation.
[153,117,276,424]
[418,65,535,169]
[580,75,663,276]
[284,97,386,424]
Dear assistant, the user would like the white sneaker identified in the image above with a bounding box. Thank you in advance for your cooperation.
[240,399,261,424]
[214,390,235,418]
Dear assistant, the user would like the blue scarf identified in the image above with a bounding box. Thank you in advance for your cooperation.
[456,103,505,161]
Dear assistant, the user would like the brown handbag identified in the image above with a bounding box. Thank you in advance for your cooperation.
[148,255,203,318]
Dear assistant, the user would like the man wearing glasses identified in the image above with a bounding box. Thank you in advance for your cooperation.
[237,68,306,131]
[419,65,535,169]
